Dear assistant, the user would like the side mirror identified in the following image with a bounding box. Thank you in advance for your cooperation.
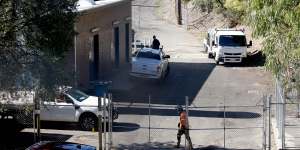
[132,51,138,57]
[212,41,216,46]
[247,40,252,47]
[74,104,80,110]
[163,55,170,59]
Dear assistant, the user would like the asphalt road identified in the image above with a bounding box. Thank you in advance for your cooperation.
[0,0,273,149]
[110,0,272,149]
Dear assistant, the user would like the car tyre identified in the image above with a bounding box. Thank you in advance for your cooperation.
[165,66,170,77]
[79,113,98,131]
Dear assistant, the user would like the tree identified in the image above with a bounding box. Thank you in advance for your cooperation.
[247,0,300,92]
[0,0,78,101]
[187,0,246,26]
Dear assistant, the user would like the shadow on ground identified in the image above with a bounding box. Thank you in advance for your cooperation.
[0,120,72,150]
[114,142,255,150]
[40,121,140,132]
[111,62,216,106]
[224,51,265,67]
[117,107,261,118]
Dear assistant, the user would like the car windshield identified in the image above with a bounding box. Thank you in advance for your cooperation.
[219,35,246,46]
[66,89,89,102]
[137,51,161,60]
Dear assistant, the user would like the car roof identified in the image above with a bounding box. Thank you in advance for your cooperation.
[27,141,96,150]
[139,48,161,54]
[216,30,245,36]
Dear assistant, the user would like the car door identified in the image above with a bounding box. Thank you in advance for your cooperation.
[41,94,76,122]
[53,94,76,122]
[41,101,56,121]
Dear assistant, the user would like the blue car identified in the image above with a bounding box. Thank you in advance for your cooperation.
[26,141,96,150]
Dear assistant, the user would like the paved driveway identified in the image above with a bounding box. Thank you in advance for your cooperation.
[3,0,272,149]
[106,0,273,149]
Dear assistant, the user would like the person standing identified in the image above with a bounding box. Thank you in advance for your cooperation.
[152,35,160,50]
[176,105,193,149]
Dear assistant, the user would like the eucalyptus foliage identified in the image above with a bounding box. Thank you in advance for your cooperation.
[0,0,78,101]
[247,0,300,90]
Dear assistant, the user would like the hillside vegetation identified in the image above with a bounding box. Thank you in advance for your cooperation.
[184,0,300,91]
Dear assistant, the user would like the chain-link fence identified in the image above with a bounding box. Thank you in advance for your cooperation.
[112,95,270,150]
[274,79,300,149]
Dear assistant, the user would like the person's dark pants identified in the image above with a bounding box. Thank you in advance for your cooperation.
[177,128,193,149]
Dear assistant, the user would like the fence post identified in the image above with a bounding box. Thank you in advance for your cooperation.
[148,95,151,146]
[34,94,41,143]
[33,106,36,143]
[268,95,272,150]
[185,96,189,150]
[103,94,107,150]
[108,93,113,149]
[223,97,226,149]
[282,99,286,149]
[262,94,266,150]
[98,95,103,150]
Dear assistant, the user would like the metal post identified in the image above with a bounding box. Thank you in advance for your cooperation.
[74,31,77,87]
[298,103,300,118]
[282,101,286,149]
[33,107,36,143]
[223,98,226,149]
[108,94,113,149]
[148,95,151,145]
[103,94,107,150]
[138,6,141,30]
[34,96,41,142]
[185,3,188,30]
[98,96,103,150]
[185,96,189,150]
[268,95,272,150]
[176,0,182,25]
[262,95,266,150]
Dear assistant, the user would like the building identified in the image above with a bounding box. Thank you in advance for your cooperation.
[72,0,132,87]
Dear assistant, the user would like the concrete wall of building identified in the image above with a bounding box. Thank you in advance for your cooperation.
[74,0,132,87]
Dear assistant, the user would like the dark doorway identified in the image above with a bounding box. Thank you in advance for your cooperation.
[89,34,99,81]
[125,23,130,62]
[114,27,120,67]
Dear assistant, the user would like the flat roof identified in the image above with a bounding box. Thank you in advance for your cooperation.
[77,0,126,12]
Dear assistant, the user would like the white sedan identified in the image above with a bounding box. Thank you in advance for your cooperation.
[131,48,170,80]
[40,88,118,131]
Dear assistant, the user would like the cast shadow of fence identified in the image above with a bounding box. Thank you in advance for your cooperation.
[118,107,261,119]
[114,142,256,150]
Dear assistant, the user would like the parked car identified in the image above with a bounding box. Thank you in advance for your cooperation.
[26,141,96,150]
[130,48,170,80]
[40,88,118,131]
[0,88,118,131]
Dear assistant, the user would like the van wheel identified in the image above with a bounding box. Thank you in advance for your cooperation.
[79,113,98,131]
[208,53,213,58]
[215,57,220,65]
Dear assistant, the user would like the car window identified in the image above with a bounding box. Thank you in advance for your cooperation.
[219,35,246,46]
[137,51,161,60]
[66,89,89,102]
[56,94,66,103]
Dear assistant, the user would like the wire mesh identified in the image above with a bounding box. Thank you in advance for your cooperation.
[112,95,267,150]
[224,105,264,149]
